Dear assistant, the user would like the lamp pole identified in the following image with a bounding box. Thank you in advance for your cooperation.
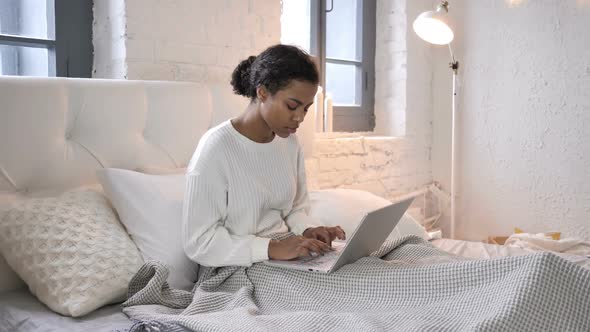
[413,0,459,238]
[449,44,459,239]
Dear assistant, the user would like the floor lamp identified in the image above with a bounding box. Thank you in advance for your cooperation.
[413,1,459,239]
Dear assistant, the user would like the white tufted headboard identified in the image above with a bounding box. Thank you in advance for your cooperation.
[0,77,216,291]
[0,76,315,292]
[0,77,215,193]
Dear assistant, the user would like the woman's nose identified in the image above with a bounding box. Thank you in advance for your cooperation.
[293,110,305,122]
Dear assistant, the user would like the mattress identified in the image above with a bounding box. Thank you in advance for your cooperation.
[0,289,133,332]
[431,238,590,270]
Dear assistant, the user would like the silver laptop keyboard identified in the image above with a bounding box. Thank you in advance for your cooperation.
[298,242,345,268]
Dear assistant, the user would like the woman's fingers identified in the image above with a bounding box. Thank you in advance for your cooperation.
[286,236,333,259]
[297,238,330,257]
[328,226,346,241]
[295,245,311,258]
[317,228,332,246]
[338,226,346,240]
[305,239,326,255]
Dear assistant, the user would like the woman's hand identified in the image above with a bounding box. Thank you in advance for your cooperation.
[268,236,332,261]
[302,226,346,247]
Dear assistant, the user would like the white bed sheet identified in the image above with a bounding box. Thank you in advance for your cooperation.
[0,289,133,332]
[431,238,590,270]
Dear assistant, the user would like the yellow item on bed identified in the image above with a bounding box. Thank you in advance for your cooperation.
[514,227,560,240]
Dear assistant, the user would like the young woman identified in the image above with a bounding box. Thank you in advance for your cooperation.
[182,44,345,267]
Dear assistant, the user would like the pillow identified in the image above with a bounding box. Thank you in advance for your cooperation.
[308,188,428,242]
[0,189,144,317]
[97,168,197,291]
[0,185,104,294]
[136,166,187,175]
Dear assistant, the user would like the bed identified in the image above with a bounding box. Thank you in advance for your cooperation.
[431,238,590,270]
[0,76,317,331]
[0,76,237,331]
[1,76,589,331]
[0,289,131,332]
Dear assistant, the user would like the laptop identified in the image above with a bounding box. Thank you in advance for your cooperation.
[263,197,414,274]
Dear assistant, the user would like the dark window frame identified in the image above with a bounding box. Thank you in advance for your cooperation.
[0,0,93,78]
[310,0,376,132]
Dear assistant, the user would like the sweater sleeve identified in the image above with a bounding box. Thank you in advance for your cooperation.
[182,162,270,268]
[284,145,320,235]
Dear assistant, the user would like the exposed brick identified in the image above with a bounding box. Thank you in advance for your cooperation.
[126,61,175,81]
[155,43,216,65]
[173,64,207,82]
[216,47,252,67]
[126,39,154,61]
[315,138,365,156]
[125,0,155,21]
[319,155,364,172]
[353,168,384,183]
[365,136,403,154]
[205,67,233,85]
[340,181,388,198]
[317,170,355,188]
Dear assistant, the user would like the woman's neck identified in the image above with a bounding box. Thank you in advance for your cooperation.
[231,104,275,143]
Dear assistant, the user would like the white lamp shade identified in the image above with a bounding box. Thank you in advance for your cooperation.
[413,10,454,45]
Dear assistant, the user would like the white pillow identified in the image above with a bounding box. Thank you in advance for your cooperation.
[97,168,197,291]
[308,189,428,242]
[0,190,144,317]
[136,166,187,175]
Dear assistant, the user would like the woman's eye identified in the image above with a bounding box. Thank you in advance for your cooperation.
[287,104,298,111]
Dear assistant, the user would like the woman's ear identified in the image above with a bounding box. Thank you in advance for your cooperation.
[256,86,269,102]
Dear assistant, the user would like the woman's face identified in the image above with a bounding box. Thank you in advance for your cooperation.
[257,80,318,138]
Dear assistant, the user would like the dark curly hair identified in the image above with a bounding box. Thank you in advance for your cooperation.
[230,44,319,101]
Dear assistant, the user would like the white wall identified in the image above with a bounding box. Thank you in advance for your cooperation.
[92,0,435,204]
[93,0,590,240]
[123,0,279,83]
[432,0,590,241]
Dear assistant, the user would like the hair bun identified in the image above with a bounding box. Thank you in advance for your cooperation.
[230,55,257,97]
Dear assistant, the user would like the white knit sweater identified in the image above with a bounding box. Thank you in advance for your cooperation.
[182,120,318,267]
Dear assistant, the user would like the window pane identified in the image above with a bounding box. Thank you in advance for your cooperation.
[325,62,361,105]
[281,0,312,53]
[326,0,361,61]
[0,45,49,76]
[0,0,53,39]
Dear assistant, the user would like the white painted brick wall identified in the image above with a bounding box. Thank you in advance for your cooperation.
[133,0,279,84]
[307,137,431,201]
[92,0,434,207]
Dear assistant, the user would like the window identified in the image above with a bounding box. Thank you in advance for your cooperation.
[282,0,376,132]
[0,0,93,77]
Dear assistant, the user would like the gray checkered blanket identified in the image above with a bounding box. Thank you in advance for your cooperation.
[121,235,590,332]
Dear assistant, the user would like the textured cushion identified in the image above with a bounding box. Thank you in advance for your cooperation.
[0,185,105,294]
[0,190,144,317]
[309,189,428,241]
[97,168,198,291]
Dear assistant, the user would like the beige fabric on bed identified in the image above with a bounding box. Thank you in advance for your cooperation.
[431,238,590,270]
